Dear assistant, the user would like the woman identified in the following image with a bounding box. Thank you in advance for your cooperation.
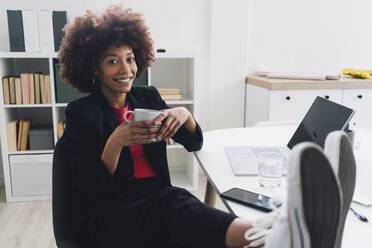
[57,4,260,248]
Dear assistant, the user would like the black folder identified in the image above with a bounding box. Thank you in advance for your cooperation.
[134,69,149,86]
[54,61,88,103]
[52,11,67,52]
[7,10,25,52]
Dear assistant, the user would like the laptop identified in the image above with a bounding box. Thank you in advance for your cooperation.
[225,96,355,176]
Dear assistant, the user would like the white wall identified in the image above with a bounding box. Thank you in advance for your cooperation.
[208,0,248,130]
[246,0,372,74]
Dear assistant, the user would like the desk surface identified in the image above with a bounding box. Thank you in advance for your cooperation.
[195,126,372,247]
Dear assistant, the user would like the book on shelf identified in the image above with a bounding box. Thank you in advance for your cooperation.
[158,88,181,95]
[29,73,35,104]
[9,76,16,104]
[15,77,22,104]
[6,120,18,152]
[20,73,29,104]
[17,118,32,151]
[16,120,22,150]
[40,74,45,103]
[57,121,66,139]
[52,11,67,52]
[35,73,51,104]
[38,10,55,52]
[7,10,25,52]
[2,76,10,104]
[44,74,52,104]
[34,73,41,104]
[22,9,40,52]
[160,94,182,101]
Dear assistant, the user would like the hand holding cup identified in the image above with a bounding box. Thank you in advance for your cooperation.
[122,108,164,143]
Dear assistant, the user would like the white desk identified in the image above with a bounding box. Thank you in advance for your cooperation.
[195,126,372,247]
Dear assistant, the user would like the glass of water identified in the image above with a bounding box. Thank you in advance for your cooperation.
[257,152,284,188]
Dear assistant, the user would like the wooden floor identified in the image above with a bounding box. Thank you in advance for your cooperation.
[0,175,227,247]
[0,186,56,248]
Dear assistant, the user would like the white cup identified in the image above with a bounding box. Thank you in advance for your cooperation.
[123,108,163,125]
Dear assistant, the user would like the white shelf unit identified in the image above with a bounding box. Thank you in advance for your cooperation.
[149,55,198,192]
[0,52,198,202]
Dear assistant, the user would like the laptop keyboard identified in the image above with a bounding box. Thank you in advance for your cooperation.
[251,146,283,155]
[224,146,292,176]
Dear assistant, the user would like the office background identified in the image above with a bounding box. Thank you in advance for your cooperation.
[0,0,372,186]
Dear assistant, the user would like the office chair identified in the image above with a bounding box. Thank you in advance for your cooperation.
[52,138,91,248]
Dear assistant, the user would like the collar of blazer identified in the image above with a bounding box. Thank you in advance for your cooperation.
[90,87,150,139]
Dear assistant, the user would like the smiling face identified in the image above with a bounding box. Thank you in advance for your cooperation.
[97,45,137,102]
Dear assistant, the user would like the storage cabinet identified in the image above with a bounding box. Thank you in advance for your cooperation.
[245,76,372,128]
[268,89,342,121]
[0,51,198,202]
[9,154,53,197]
[342,89,372,129]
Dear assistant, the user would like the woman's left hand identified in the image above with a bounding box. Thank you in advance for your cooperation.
[154,107,191,140]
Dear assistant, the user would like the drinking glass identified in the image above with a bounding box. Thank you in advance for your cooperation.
[258,152,284,188]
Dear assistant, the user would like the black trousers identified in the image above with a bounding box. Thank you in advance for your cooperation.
[95,177,236,248]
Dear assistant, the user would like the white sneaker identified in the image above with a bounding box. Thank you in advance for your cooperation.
[264,201,291,248]
[324,131,356,248]
[265,142,342,248]
[243,210,280,248]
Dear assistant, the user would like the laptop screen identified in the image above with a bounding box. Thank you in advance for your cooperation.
[287,96,355,149]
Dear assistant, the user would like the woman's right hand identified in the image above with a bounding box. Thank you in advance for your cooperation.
[107,120,161,148]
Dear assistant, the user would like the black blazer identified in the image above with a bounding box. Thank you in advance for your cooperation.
[57,86,203,243]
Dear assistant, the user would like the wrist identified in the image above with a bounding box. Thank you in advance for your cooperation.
[102,140,122,175]
[183,107,192,122]
[183,109,197,135]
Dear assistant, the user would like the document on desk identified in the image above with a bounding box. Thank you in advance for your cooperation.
[224,147,259,176]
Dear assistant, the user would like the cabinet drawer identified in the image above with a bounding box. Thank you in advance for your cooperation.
[269,89,342,121]
[342,89,372,128]
[9,154,53,197]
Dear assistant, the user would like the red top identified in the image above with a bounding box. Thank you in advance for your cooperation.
[113,104,157,178]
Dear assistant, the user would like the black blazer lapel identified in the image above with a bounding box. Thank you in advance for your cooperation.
[92,91,136,177]
[94,90,150,140]
[91,91,121,141]
[127,90,148,110]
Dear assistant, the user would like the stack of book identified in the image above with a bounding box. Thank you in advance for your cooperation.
[158,88,182,101]
[57,121,66,139]
[6,118,32,152]
[2,74,52,105]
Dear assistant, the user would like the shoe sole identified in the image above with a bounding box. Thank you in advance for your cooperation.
[288,143,341,248]
[324,131,356,248]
